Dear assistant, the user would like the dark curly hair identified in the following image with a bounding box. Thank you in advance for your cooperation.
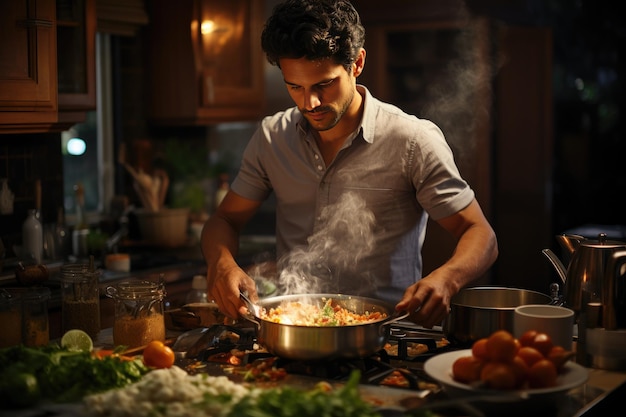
[261,0,365,71]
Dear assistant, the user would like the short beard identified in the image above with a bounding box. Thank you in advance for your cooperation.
[304,89,354,132]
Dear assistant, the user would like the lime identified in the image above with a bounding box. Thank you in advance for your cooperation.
[0,371,40,408]
[61,329,94,352]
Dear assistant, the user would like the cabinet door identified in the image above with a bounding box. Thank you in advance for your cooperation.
[57,0,96,113]
[147,0,264,125]
[0,0,58,131]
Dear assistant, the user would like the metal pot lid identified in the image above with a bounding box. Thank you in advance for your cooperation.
[580,233,626,248]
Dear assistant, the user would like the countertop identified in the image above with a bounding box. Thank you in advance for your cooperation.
[92,328,626,417]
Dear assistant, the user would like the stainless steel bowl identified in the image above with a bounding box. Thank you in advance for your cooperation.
[442,286,553,346]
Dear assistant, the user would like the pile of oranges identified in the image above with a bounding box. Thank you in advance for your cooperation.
[452,329,574,390]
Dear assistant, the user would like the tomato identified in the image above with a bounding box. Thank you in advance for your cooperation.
[530,332,554,357]
[517,346,545,367]
[518,330,538,347]
[510,355,529,388]
[480,361,517,390]
[471,338,489,360]
[142,340,175,369]
[452,355,484,384]
[547,345,575,371]
[486,330,518,362]
[527,359,558,388]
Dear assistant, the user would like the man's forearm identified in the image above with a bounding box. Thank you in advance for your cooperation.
[201,213,241,271]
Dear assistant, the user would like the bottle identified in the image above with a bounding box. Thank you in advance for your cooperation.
[22,209,43,264]
[186,275,208,304]
[72,183,89,258]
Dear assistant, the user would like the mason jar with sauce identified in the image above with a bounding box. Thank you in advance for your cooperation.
[106,279,166,348]
[60,263,101,339]
[0,287,50,347]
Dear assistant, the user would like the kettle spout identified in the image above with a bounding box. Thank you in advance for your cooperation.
[556,233,584,256]
[541,248,567,284]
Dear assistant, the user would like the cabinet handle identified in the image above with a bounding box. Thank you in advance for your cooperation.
[204,74,215,105]
[18,19,54,28]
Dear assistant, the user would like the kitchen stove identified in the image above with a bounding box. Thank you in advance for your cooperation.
[173,320,625,417]
[179,321,453,392]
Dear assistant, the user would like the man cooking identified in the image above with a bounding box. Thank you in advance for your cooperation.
[201,0,498,328]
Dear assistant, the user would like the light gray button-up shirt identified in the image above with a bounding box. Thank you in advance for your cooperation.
[231,86,474,300]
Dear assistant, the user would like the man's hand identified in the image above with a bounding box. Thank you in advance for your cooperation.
[207,264,258,319]
[395,271,456,329]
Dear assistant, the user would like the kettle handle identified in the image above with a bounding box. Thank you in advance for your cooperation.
[604,249,626,330]
[542,248,567,284]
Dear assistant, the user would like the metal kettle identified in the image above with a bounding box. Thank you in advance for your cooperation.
[543,233,626,327]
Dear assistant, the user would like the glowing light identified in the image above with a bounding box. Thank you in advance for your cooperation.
[201,20,215,35]
[67,138,86,155]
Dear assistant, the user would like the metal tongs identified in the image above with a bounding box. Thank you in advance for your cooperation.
[240,291,261,317]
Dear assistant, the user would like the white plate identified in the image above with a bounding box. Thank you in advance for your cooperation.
[424,349,588,406]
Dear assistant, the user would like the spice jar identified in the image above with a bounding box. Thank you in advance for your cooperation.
[0,287,50,348]
[106,279,166,348]
[60,263,101,338]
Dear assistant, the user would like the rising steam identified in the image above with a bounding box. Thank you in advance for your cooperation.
[276,192,376,295]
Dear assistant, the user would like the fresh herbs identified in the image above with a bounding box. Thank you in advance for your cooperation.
[320,302,339,325]
[0,344,149,408]
[229,371,382,417]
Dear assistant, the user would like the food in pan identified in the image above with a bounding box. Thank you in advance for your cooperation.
[259,297,387,326]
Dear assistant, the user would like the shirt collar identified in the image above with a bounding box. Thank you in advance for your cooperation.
[358,85,375,144]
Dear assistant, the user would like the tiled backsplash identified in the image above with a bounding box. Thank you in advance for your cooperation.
[0,134,64,261]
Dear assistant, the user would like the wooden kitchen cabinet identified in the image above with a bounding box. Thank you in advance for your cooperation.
[146,0,265,125]
[56,0,97,118]
[0,0,96,133]
[0,0,58,131]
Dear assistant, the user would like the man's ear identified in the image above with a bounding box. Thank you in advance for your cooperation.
[353,48,366,77]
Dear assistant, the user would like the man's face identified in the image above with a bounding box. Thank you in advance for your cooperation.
[279,57,356,132]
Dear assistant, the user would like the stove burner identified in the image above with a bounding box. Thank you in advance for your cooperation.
[187,324,257,360]
[197,322,453,389]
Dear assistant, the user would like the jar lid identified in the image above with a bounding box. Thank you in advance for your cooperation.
[106,279,165,300]
[60,263,94,281]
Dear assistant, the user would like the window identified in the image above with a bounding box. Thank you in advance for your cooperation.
[62,33,114,226]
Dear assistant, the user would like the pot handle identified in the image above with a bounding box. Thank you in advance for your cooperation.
[379,310,410,335]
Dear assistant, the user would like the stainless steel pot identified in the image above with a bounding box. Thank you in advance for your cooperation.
[442,286,554,346]
[242,293,408,361]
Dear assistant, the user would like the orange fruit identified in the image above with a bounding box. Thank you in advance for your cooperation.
[518,330,538,347]
[471,338,489,360]
[530,332,554,357]
[510,355,530,388]
[452,355,484,384]
[142,340,175,369]
[527,359,558,388]
[547,345,575,371]
[480,361,517,390]
[517,346,545,367]
[486,330,518,362]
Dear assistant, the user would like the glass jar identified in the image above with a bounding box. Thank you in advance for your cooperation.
[60,263,101,338]
[106,279,166,348]
[0,287,50,347]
